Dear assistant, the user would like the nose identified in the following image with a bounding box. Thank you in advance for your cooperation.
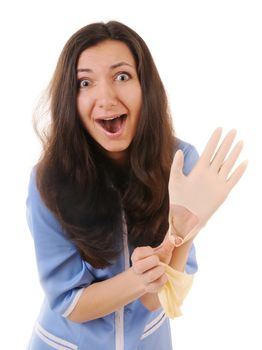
[96,80,118,110]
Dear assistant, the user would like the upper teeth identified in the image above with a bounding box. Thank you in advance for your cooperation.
[102,114,126,121]
[105,116,119,120]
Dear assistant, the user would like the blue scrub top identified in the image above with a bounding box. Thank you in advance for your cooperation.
[26,140,199,350]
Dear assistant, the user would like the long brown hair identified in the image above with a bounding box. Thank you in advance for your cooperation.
[34,21,176,268]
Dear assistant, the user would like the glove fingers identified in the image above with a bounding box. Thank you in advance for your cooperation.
[226,160,248,190]
[200,127,223,165]
[211,129,237,171]
[219,140,244,179]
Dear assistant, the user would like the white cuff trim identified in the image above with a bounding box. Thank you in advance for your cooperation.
[141,311,166,340]
[62,288,85,318]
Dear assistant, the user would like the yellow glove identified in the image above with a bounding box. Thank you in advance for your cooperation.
[168,128,248,246]
[158,263,193,318]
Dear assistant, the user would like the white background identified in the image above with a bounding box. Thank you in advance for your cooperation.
[0,0,261,349]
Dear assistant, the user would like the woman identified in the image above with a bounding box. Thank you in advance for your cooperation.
[26,21,247,349]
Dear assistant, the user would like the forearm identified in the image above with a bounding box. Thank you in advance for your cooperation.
[68,267,146,323]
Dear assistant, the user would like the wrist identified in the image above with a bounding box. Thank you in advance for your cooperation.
[168,205,200,246]
[169,237,194,272]
[169,205,199,238]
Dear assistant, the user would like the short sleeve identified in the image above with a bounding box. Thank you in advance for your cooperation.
[26,169,95,317]
[177,140,199,274]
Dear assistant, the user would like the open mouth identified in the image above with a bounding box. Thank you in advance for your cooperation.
[96,114,128,134]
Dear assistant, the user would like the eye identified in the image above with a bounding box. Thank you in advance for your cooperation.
[115,72,131,81]
[78,79,91,88]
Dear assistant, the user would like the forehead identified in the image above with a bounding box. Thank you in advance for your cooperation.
[77,40,136,69]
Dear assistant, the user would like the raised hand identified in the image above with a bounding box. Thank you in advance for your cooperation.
[168,128,248,246]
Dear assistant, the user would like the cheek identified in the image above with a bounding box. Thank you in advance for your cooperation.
[77,94,92,120]
[135,84,142,107]
[76,95,84,116]
[125,85,142,113]
[133,89,142,117]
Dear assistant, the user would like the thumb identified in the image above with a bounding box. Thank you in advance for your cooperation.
[153,237,174,255]
[171,149,184,177]
[169,150,184,196]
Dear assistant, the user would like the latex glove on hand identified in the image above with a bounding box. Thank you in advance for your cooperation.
[168,127,248,246]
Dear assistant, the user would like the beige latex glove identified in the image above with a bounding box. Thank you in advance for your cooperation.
[168,128,248,246]
[158,263,193,318]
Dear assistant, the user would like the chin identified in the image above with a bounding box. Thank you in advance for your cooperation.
[102,142,131,161]
[102,140,131,152]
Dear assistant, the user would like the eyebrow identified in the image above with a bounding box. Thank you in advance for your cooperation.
[77,61,134,73]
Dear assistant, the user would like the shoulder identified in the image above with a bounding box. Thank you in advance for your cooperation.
[27,166,38,198]
[175,138,199,175]
[26,166,42,211]
[26,166,46,211]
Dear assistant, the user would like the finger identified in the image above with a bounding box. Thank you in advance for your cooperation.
[146,274,168,293]
[132,255,160,274]
[131,246,154,264]
[219,140,244,179]
[154,235,175,252]
[143,265,166,284]
[226,160,248,190]
[200,127,223,166]
[153,239,175,257]
[211,129,237,171]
